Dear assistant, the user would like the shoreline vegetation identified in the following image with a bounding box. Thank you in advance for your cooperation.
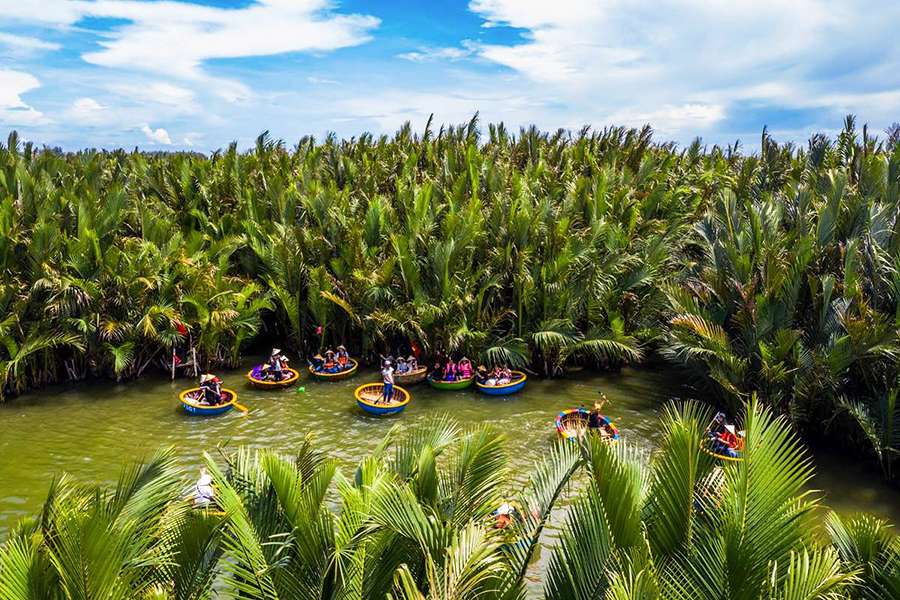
[1,401,898,598]
[0,116,899,485]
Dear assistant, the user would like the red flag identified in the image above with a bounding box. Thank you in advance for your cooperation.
[175,322,187,336]
[411,340,422,359]
[315,325,323,336]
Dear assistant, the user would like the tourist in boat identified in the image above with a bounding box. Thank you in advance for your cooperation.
[497,366,512,385]
[323,350,338,373]
[381,359,395,403]
[475,364,488,383]
[396,356,409,374]
[336,345,350,369]
[432,359,445,381]
[493,502,516,529]
[407,355,418,371]
[706,412,739,458]
[588,397,613,439]
[484,366,501,386]
[458,357,473,379]
[266,348,287,381]
[199,374,222,405]
[193,467,215,507]
[442,357,457,381]
[310,354,324,372]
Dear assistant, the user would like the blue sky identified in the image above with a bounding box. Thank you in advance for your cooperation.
[1,0,899,151]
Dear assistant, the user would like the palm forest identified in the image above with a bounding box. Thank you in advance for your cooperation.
[0,116,899,598]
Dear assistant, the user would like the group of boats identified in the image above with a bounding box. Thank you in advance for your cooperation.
[176,353,745,461]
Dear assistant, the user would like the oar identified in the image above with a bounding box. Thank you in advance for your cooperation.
[233,401,249,414]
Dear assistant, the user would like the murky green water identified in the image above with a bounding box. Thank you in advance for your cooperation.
[1,359,897,543]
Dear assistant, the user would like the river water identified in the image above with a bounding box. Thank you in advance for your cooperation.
[0,360,897,552]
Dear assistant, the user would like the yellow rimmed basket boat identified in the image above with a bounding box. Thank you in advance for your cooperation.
[354,382,411,416]
[180,388,242,416]
[395,366,428,386]
[246,366,300,389]
[702,434,745,462]
[308,359,358,382]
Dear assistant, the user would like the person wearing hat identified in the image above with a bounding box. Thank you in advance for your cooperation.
[458,357,473,379]
[199,373,221,405]
[336,345,349,369]
[381,359,395,403]
[407,355,418,371]
[493,502,517,529]
[194,467,215,507]
[323,349,337,373]
[267,348,286,381]
[395,356,409,374]
[310,353,324,372]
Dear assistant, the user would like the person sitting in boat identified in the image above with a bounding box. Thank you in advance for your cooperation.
[475,365,488,383]
[336,345,350,369]
[193,467,215,507]
[395,356,409,374]
[458,357,473,379]
[442,358,457,381]
[199,374,222,405]
[407,355,418,371]
[497,367,512,385]
[432,360,445,380]
[492,502,517,529]
[310,354,324,372]
[381,359,395,403]
[484,366,501,386]
[323,350,339,373]
[716,424,740,458]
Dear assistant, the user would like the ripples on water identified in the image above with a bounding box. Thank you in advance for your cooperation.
[0,360,897,589]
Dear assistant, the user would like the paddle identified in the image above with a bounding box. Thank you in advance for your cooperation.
[233,401,249,414]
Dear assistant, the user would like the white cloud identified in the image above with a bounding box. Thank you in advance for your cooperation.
[141,124,172,145]
[0,32,60,55]
[466,0,900,138]
[0,69,45,125]
[307,76,339,85]
[397,44,474,63]
[108,82,197,109]
[67,97,105,123]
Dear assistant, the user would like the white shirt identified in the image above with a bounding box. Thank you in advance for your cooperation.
[382,367,394,384]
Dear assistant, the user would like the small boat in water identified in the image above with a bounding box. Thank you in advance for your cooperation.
[702,433,745,462]
[246,366,300,389]
[427,375,475,391]
[354,383,411,416]
[555,408,619,442]
[308,359,358,382]
[180,388,241,416]
[394,366,428,385]
[476,371,527,396]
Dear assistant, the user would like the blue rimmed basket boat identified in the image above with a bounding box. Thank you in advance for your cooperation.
[476,371,527,396]
[309,359,358,382]
[354,383,411,416]
[246,366,300,389]
[180,388,240,416]
[555,408,619,442]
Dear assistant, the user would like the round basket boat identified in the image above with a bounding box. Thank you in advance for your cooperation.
[427,375,475,391]
[702,434,745,462]
[180,388,239,416]
[395,366,428,386]
[555,408,619,442]
[246,366,300,389]
[308,359,358,382]
[476,371,527,396]
[354,383,411,416]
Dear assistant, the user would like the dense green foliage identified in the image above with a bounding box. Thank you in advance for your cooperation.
[0,117,898,480]
[1,402,898,599]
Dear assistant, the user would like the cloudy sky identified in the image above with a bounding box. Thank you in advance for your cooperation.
[1,0,899,151]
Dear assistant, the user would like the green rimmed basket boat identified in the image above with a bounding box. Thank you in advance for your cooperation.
[427,375,475,391]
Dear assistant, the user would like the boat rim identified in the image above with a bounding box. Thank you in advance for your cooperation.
[179,387,238,409]
[308,358,359,377]
[246,367,300,385]
[354,383,411,408]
